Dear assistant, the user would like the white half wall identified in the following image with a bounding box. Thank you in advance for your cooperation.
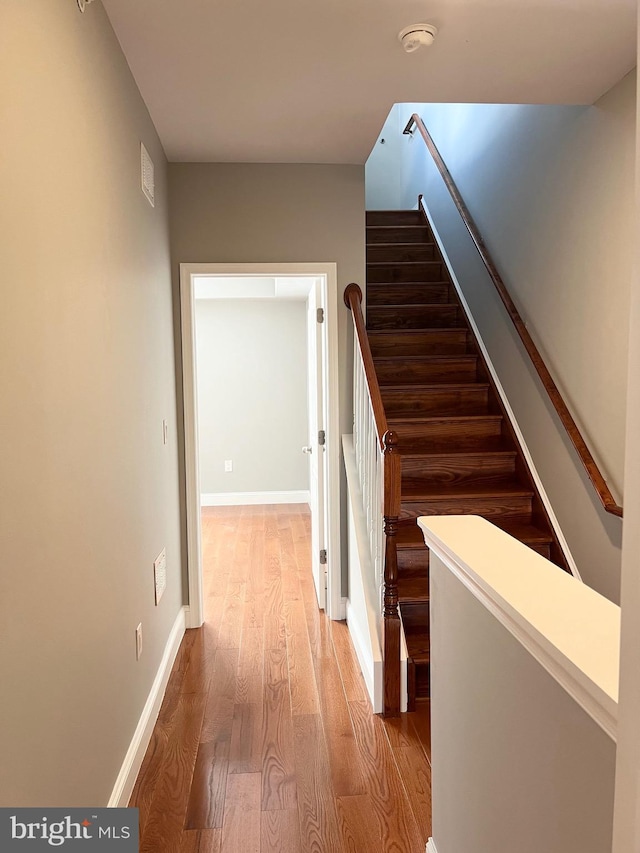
[420,517,618,853]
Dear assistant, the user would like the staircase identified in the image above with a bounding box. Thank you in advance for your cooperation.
[366,208,570,709]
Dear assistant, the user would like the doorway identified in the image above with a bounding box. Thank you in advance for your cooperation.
[180,263,342,627]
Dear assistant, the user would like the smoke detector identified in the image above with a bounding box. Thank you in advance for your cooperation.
[398,23,438,53]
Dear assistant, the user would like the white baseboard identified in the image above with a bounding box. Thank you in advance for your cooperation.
[334,596,348,621]
[427,839,439,853]
[346,599,382,712]
[108,605,188,807]
[200,490,310,507]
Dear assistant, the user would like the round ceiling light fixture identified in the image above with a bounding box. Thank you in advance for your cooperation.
[398,23,438,53]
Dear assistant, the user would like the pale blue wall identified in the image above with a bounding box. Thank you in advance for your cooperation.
[364,72,636,601]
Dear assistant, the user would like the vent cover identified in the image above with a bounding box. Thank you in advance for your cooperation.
[140,142,155,208]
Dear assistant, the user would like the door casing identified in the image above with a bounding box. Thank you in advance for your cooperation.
[179,262,343,627]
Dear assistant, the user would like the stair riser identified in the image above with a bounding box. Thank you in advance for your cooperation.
[398,550,430,573]
[398,541,549,583]
[415,663,430,698]
[368,262,444,283]
[530,542,551,559]
[366,211,423,226]
[401,494,533,518]
[369,331,470,357]
[367,244,437,263]
[367,283,450,305]
[368,305,461,330]
[367,226,430,244]
[389,417,503,447]
[402,454,517,486]
[375,358,478,385]
[382,388,489,417]
[401,602,430,633]
[397,574,429,601]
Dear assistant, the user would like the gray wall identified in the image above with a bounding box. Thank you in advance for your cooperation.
[367,73,635,602]
[169,163,366,584]
[0,1,183,805]
[430,555,616,853]
[195,298,309,494]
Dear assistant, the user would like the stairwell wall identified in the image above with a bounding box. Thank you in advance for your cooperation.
[168,164,366,589]
[1,1,182,806]
[370,73,635,602]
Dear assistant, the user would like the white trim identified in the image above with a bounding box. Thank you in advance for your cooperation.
[108,606,188,807]
[420,198,581,581]
[200,490,310,506]
[343,434,383,713]
[399,615,408,713]
[426,839,439,853]
[418,517,618,740]
[180,262,342,625]
[346,600,382,711]
[180,269,205,629]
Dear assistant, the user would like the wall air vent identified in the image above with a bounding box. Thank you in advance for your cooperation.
[140,142,155,208]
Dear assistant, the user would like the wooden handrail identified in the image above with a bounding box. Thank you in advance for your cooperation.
[344,282,389,446]
[404,113,623,518]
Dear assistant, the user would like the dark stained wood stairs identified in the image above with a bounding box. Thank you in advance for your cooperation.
[366,208,571,710]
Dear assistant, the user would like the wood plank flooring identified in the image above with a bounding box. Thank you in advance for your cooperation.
[130,504,432,852]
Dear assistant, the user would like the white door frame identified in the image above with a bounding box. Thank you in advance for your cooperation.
[179,262,343,628]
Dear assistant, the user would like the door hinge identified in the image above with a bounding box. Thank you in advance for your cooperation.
[318,429,326,446]
[317,307,324,324]
[320,549,327,565]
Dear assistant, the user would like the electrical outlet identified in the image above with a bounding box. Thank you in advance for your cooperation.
[224,460,233,473]
[135,623,143,660]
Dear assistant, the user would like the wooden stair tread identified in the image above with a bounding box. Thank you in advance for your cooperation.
[389,414,502,425]
[396,516,552,544]
[368,328,469,337]
[368,302,459,309]
[367,261,442,267]
[402,479,534,498]
[402,450,517,462]
[367,241,436,248]
[490,517,554,544]
[382,382,490,393]
[374,354,477,364]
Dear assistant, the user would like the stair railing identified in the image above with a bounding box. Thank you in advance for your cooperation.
[404,113,623,518]
[344,282,402,716]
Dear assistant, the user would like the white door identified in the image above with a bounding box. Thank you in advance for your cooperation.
[306,279,327,609]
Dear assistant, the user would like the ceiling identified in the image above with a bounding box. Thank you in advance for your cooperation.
[101,0,637,165]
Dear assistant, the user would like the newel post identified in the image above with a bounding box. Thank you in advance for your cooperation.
[382,429,401,717]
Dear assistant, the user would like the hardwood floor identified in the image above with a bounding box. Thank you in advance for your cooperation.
[130,504,431,852]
